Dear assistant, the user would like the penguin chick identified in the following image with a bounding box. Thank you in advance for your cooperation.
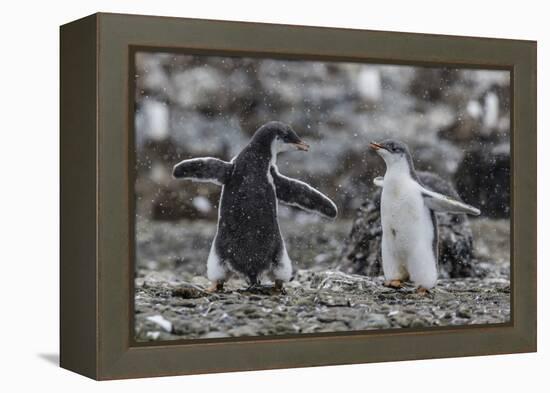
[173,121,338,293]
[370,139,480,294]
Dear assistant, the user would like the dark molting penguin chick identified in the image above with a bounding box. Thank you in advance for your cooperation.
[173,121,338,293]
[370,139,480,295]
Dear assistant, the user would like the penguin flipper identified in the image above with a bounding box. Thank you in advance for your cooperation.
[172,157,233,185]
[420,187,481,216]
[270,167,337,219]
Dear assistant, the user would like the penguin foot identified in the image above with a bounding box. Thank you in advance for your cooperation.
[384,279,403,289]
[206,280,225,293]
[416,287,430,296]
[274,280,287,295]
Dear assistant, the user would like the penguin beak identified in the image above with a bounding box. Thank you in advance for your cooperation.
[292,140,310,151]
[370,142,385,151]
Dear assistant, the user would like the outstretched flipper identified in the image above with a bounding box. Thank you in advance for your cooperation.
[420,187,480,215]
[172,157,233,186]
[373,175,480,215]
[270,167,337,219]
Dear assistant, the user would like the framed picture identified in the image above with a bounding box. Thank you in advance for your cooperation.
[60,13,536,380]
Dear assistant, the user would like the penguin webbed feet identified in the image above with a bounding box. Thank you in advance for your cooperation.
[383,279,404,289]
[415,287,431,296]
[383,280,433,296]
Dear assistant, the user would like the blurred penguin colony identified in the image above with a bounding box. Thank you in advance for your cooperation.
[134,52,510,222]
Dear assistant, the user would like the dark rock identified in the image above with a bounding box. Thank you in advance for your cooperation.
[150,186,217,221]
[409,68,460,102]
[137,137,181,175]
[340,171,479,278]
[438,115,483,144]
[454,143,510,218]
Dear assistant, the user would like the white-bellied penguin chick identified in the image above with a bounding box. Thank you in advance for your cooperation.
[370,140,480,294]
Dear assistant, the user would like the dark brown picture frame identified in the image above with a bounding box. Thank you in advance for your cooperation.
[60,12,537,380]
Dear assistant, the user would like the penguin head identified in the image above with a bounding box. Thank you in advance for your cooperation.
[370,139,412,167]
[253,121,310,153]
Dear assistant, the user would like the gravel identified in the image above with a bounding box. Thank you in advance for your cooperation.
[134,219,510,342]
[134,269,510,341]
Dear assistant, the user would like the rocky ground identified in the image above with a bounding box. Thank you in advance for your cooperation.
[134,217,510,342]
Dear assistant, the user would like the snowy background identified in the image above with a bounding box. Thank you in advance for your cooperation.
[132,51,511,340]
[134,52,510,224]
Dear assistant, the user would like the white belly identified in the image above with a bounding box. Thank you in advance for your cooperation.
[381,182,430,253]
[380,175,437,288]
